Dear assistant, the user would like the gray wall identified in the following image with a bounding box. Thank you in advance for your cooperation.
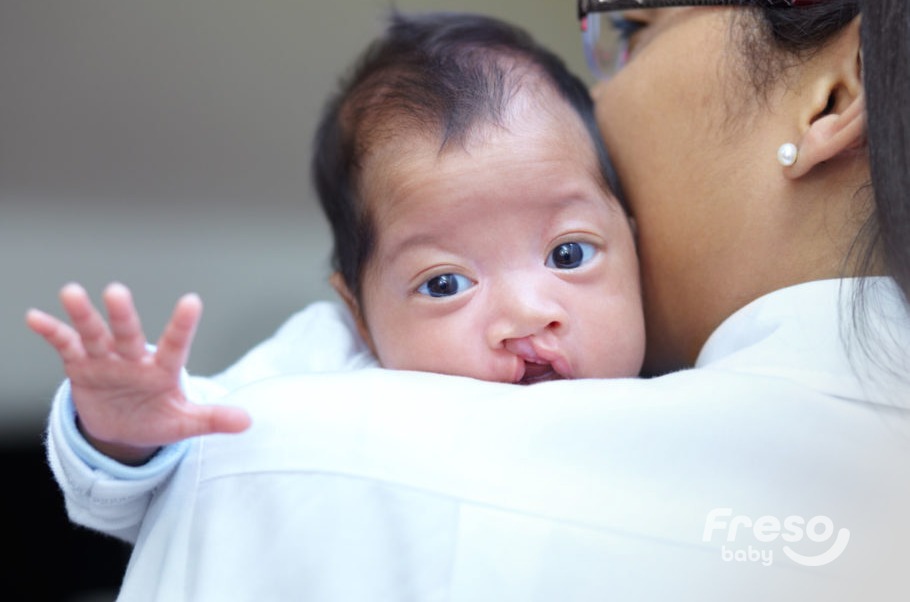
[1,1,589,442]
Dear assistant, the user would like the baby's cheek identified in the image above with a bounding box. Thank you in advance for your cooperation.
[579,297,645,378]
[381,329,500,381]
[370,322,449,372]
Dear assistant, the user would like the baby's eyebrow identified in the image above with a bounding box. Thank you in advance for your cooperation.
[383,232,446,261]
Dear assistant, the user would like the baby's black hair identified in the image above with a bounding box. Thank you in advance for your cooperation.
[311,11,620,301]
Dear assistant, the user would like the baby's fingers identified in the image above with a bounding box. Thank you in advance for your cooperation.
[154,293,203,374]
[103,283,149,361]
[59,283,113,358]
[25,309,85,363]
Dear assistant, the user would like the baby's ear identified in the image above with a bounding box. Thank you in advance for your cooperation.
[627,216,638,239]
[329,272,375,351]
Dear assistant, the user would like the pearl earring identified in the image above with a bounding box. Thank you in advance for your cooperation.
[777,142,798,167]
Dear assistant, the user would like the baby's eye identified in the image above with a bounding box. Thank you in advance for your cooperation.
[546,242,597,270]
[417,273,474,298]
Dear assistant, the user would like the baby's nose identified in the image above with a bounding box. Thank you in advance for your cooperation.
[485,270,569,348]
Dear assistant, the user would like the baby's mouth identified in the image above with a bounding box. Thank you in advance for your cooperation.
[517,360,564,385]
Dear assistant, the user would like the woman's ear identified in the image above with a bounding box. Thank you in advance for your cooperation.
[785,93,866,179]
[784,16,866,179]
[329,272,375,352]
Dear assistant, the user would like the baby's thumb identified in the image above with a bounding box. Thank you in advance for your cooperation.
[202,405,252,435]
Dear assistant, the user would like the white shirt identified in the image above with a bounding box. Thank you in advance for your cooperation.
[48,279,910,601]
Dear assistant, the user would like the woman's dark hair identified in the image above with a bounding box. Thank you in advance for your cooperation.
[745,0,909,306]
[860,0,910,306]
[311,11,618,302]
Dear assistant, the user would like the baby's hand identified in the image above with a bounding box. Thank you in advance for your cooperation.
[26,283,251,465]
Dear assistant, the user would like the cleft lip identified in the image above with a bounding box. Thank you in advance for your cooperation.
[505,336,573,385]
[517,361,563,385]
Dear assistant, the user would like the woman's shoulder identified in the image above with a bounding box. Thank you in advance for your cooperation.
[696,277,909,408]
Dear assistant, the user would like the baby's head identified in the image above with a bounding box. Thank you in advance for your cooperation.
[313,11,644,383]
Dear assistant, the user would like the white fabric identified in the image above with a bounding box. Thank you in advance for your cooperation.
[211,299,377,390]
[103,278,910,601]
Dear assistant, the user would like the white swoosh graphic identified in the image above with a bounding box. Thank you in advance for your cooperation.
[782,528,851,567]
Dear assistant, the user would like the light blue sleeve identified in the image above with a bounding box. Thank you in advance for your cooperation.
[44,372,219,543]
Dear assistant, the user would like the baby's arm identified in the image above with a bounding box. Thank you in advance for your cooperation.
[26,282,251,465]
[30,284,369,542]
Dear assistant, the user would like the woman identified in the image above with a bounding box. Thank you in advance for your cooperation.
[35,1,910,600]
[585,0,909,377]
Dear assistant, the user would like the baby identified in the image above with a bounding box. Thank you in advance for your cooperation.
[316,11,644,384]
[27,11,644,465]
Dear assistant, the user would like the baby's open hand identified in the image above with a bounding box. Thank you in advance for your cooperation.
[26,283,251,465]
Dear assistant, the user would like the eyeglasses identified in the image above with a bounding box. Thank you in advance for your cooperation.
[578,0,820,80]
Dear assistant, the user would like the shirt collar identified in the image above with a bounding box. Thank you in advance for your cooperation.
[695,278,910,408]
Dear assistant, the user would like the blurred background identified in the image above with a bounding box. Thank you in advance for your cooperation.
[1,1,588,599]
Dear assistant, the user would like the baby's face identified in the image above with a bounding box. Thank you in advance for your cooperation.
[347,96,645,383]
